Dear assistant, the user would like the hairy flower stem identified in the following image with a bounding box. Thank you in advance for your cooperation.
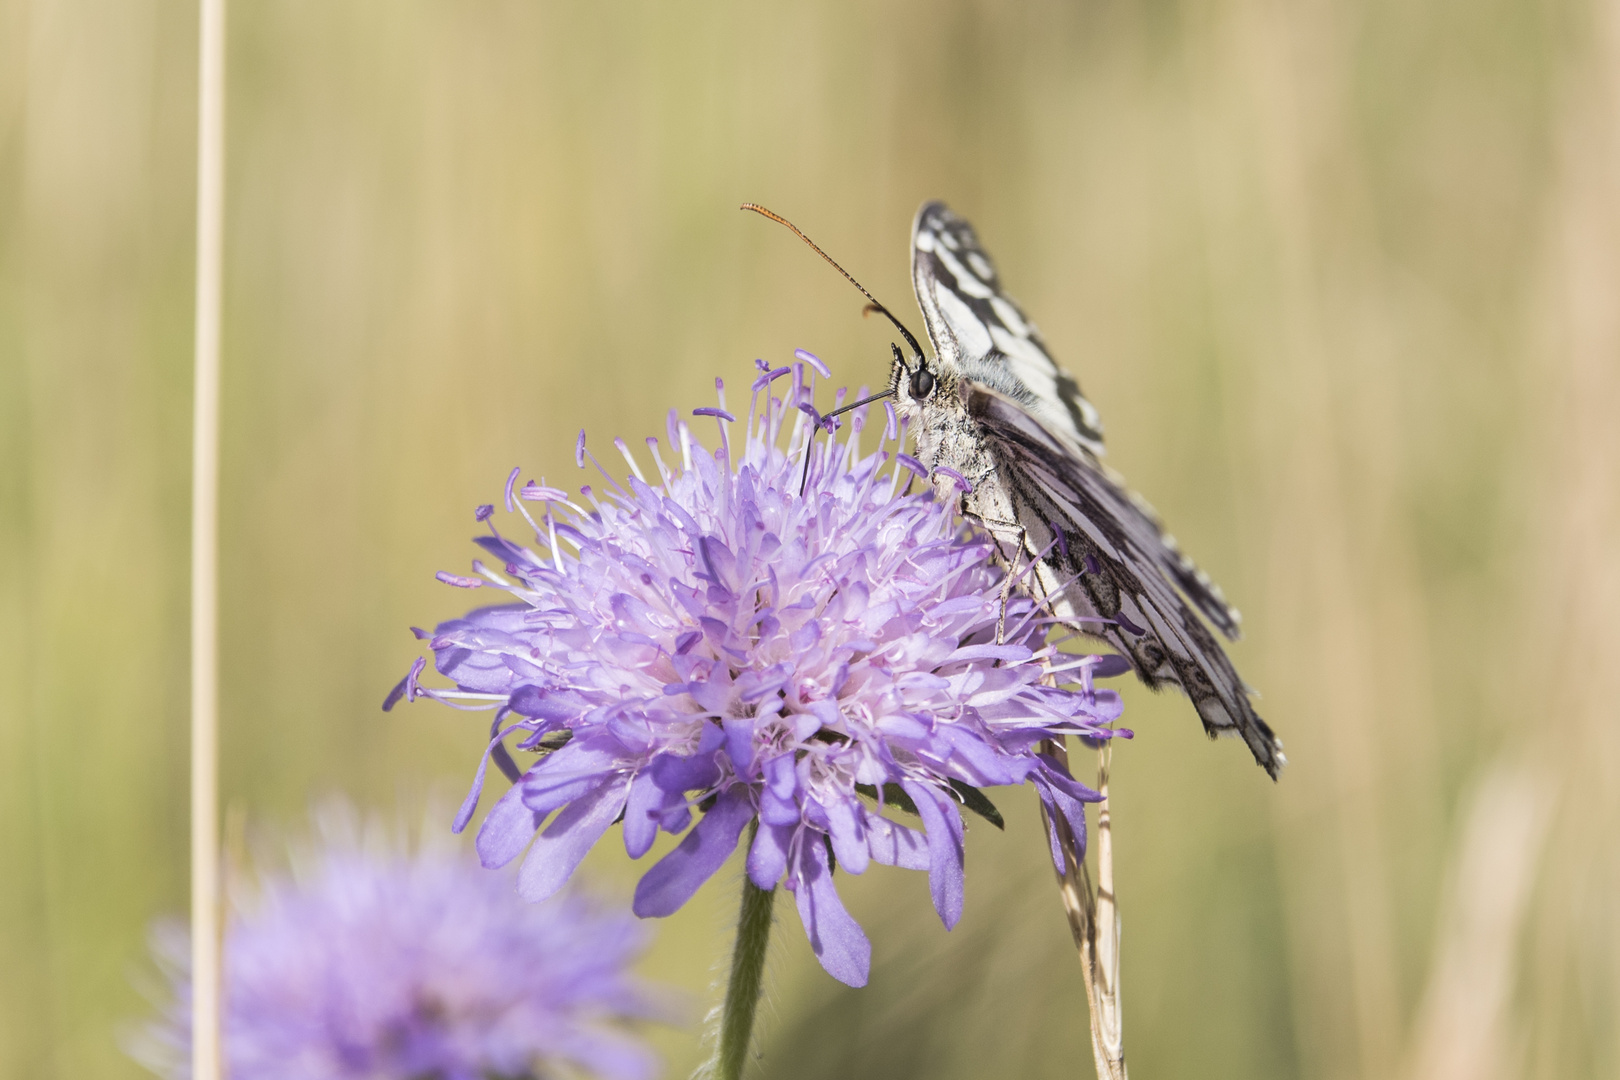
[713,866,776,1080]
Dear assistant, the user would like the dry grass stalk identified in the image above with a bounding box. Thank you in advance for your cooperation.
[189,0,227,1077]
[1042,738,1126,1080]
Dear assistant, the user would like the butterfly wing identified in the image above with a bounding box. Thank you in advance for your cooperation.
[911,201,1107,457]
[964,382,1284,778]
[911,199,1243,640]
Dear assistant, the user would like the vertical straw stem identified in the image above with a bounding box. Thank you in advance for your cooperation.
[190,0,226,1077]
[711,832,776,1080]
[1040,738,1127,1080]
[1090,743,1124,1076]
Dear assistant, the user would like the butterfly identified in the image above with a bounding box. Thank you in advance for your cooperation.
[744,202,1284,778]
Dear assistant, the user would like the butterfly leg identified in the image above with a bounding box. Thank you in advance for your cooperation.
[996,535,1026,644]
[962,507,1029,644]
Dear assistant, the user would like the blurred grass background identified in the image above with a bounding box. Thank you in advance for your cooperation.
[3,0,1618,1077]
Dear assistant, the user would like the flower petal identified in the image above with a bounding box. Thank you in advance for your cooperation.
[622,770,667,859]
[521,735,630,816]
[632,787,755,918]
[792,836,870,987]
[1035,785,1068,875]
[510,685,592,721]
[722,717,757,774]
[901,779,965,929]
[646,730,725,794]
[747,822,794,890]
[866,814,930,870]
[453,716,532,834]
[1035,773,1090,863]
[476,781,543,869]
[822,796,870,876]
[1036,753,1103,804]
[517,779,632,902]
[757,754,800,827]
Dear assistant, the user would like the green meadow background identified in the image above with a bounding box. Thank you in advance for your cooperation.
[4,1,1618,1077]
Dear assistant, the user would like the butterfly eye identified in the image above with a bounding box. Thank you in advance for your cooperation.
[909,366,936,400]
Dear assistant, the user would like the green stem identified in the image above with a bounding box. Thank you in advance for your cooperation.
[713,869,776,1080]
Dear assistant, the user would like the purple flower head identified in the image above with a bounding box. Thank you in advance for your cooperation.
[130,804,665,1080]
[395,357,1128,987]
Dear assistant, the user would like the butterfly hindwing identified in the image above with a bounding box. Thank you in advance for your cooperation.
[964,384,1284,778]
[1085,465,1243,641]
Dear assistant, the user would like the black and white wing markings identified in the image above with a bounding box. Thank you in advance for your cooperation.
[1096,468,1243,641]
[965,384,1284,778]
[912,200,1242,640]
[911,201,1106,457]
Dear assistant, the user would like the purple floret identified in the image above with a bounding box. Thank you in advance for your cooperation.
[130,805,664,1080]
[398,357,1127,987]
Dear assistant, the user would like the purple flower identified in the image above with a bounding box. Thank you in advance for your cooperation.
[130,805,665,1080]
[394,359,1128,987]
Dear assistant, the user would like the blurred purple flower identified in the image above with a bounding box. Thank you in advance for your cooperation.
[131,806,664,1080]
[393,359,1128,987]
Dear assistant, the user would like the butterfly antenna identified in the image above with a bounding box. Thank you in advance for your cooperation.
[740,203,928,365]
[823,388,896,421]
[796,386,897,499]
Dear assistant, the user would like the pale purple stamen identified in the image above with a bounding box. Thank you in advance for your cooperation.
[752,366,791,392]
[521,483,569,502]
[933,466,972,493]
[794,348,831,378]
[436,571,484,589]
[645,438,672,484]
[503,467,521,512]
[404,655,426,701]
[896,453,928,478]
[613,438,648,483]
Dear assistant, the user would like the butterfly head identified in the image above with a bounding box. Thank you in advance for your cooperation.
[890,346,971,472]
[886,340,939,405]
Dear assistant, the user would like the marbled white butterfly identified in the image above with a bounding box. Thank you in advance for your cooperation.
[745,202,1284,778]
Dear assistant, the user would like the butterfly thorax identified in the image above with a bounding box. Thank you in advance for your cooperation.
[892,360,1023,530]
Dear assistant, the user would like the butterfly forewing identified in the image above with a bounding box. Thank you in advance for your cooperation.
[911,202,1107,457]
[907,200,1283,777]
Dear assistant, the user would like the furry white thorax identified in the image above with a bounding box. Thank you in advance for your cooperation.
[891,356,1078,617]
